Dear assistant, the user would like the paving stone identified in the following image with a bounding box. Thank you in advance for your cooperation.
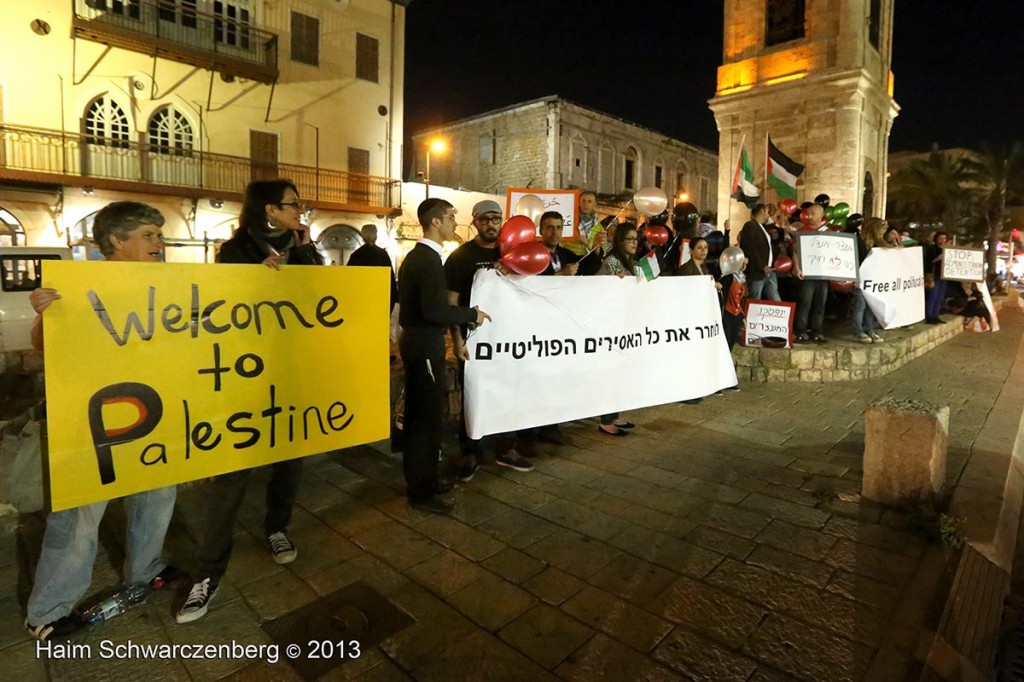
[522,568,586,606]
[538,457,607,485]
[822,538,918,586]
[653,626,759,681]
[449,490,514,527]
[539,477,603,504]
[758,483,825,508]
[752,518,835,562]
[349,658,412,681]
[164,593,270,680]
[47,622,192,682]
[531,498,631,541]
[688,501,773,539]
[821,516,927,558]
[303,552,409,598]
[656,576,769,649]
[687,525,757,560]
[378,582,479,671]
[351,521,445,570]
[609,525,723,578]
[406,550,489,597]
[555,633,684,681]
[477,509,560,549]
[562,586,673,653]
[616,503,700,538]
[563,449,642,475]
[739,493,831,529]
[744,614,873,682]
[747,665,803,681]
[498,603,595,669]
[446,572,536,632]
[587,553,680,608]
[469,472,558,511]
[523,529,622,579]
[0,637,51,681]
[746,545,834,588]
[277,520,364,579]
[414,629,554,681]
[412,515,506,561]
[239,568,318,622]
[296,475,349,513]
[482,547,548,584]
[825,569,904,612]
[317,497,394,538]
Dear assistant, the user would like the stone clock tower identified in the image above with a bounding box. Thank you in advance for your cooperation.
[709,0,899,231]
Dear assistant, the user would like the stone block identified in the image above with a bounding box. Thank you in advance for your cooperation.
[813,352,836,369]
[760,349,793,369]
[766,368,787,382]
[785,369,801,381]
[820,370,834,381]
[862,398,948,504]
[833,369,850,381]
[732,346,758,366]
[850,369,871,380]
[801,369,822,383]
[790,350,816,370]
[847,349,868,366]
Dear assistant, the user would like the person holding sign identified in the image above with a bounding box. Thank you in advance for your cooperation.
[924,231,949,324]
[25,202,178,642]
[792,203,830,344]
[177,180,322,625]
[851,218,888,343]
[401,199,490,514]
[595,224,641,434]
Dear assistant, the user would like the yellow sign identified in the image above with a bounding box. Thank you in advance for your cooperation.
[43,261,389,510]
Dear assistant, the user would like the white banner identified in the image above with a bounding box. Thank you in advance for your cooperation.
[859,246,925,329]
[797,232,859,281]
[465,271,736,439]
[942,247,985,282]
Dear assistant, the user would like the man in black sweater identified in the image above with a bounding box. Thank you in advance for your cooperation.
[348,224,397,312]
[739,204,780,301]
[398,199,490,514]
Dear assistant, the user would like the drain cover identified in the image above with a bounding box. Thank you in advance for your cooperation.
[262,581,414,681]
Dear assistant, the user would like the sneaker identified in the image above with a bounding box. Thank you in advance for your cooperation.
[811,334,829,344]
[268,531,297,565]
[409,496,453,515]
[175,578,218,624]
[870,332,884,342]
[855,333,873,344]
[26,615,82,641]
[496,451,534,472]
[456,462,480,482]
[794,333,810,344]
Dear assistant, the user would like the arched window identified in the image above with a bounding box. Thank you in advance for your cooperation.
[623,146,639,191]
[863,171,875,218]
[148,106,194,156]
[84,96,130,149]
[0,207,26,246]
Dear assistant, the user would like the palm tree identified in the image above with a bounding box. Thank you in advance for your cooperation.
[964,142,1024,276]
[887,148,975,237]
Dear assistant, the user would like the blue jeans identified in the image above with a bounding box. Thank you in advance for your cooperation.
[851,288,876,336]
[925,278,947,319]
[795,279,829,335]
[747,271,780,301]
[27,485,176,624]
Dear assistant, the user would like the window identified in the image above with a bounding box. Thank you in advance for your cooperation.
[348,147,370,174]
[868,0,881,48]
[356,33,379,83]
[1,255,62,293]
[148,107,194,156]
[157,0,197,28]
[84,96,130,148]
[214,0,250,49]
[250,130,278,180]
[92,0,141,20]
[765,0,805,47]
[700,177,710,210]
[290,12,319,66]
[654,165,664,189]
[479,131,496,165]
[623,147,638,191]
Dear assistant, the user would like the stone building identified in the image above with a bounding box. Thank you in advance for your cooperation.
[411,96,718,217]
[0,0,409,262]
[709,0,898,231]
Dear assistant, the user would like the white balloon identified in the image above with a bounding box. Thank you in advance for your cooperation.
[719,246,746,276]
[514,194,546,227]
[633,187,668,217]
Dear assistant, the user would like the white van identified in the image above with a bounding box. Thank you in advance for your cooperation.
[0,247,73,352]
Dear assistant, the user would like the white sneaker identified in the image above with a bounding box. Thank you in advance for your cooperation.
[176,578,218,624]
[855,333,873,344]
[268,531,297,564]
[870,332,884,342]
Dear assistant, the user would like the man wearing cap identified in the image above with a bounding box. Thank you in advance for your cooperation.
[347,224,397,312]
[445,200,535,477]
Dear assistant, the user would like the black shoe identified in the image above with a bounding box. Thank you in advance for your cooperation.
[680,397,704,405]
[811,334,829,344]
[456,462,480,483]
[436,479,455,494]
[176,578,219,624]
[794,333,810,344]
[598,425,628,437]
[613,421,636,429]
[410,496,453,515]
[926,317,942,325]
[26,615,82,641]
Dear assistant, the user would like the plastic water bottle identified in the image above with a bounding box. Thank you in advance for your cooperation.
[81,584,150,624]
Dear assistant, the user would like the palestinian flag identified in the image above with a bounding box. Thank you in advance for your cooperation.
[766,136,804,200]
[731,140,759,208]
[636,250,660,282]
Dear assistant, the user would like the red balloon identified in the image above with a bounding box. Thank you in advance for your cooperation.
[799,208,813,225]
[500,241,550,276]
[773,255,793,274]
[498,216,537,256]
[829,280,855,293]
[645,226,670,246]
[780,199,799,216]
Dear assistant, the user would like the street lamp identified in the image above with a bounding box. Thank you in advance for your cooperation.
[424,139,446,199]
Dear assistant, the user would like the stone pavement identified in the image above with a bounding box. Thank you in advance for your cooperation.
[1,310,1022,682]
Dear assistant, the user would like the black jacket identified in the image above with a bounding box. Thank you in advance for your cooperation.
[398,243,476,336]
[348,243,398,310]
[540,245,581,276]
[738,220,771,282]
[218,226,322,266]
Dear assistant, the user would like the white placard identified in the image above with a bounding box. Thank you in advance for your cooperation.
[941,247,985,282]
[506,188,579,240]
[464,271,736,439]
[744,300,796,348]
[859,246,925,329]
[796,232,859,281]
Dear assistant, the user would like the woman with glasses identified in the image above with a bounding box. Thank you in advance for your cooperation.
[852,217,889,344]
[595,223,639,436]
[177,179,322,625]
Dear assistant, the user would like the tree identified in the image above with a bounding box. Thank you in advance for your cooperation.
[963,142,1024,276]
[887,148,976,237]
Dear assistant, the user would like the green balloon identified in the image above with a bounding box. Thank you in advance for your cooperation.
[833,215,847,228]
[833,202,850,218]
[824,206,837,221]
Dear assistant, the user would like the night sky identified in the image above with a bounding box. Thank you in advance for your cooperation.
[404,1,1024,154]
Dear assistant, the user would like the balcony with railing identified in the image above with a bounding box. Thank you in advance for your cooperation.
[0,124,401,214]
[73,0,278,83]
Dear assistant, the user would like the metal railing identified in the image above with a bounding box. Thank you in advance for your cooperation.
[0,124,401,211]
[73,0,278,81]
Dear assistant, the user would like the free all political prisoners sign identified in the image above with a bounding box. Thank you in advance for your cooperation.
[42,261,389,510]
[796,232,859,281]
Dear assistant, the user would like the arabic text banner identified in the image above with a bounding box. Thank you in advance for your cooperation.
[43,261,390,510]
[464,271,736,439]
[859,246,925,329]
